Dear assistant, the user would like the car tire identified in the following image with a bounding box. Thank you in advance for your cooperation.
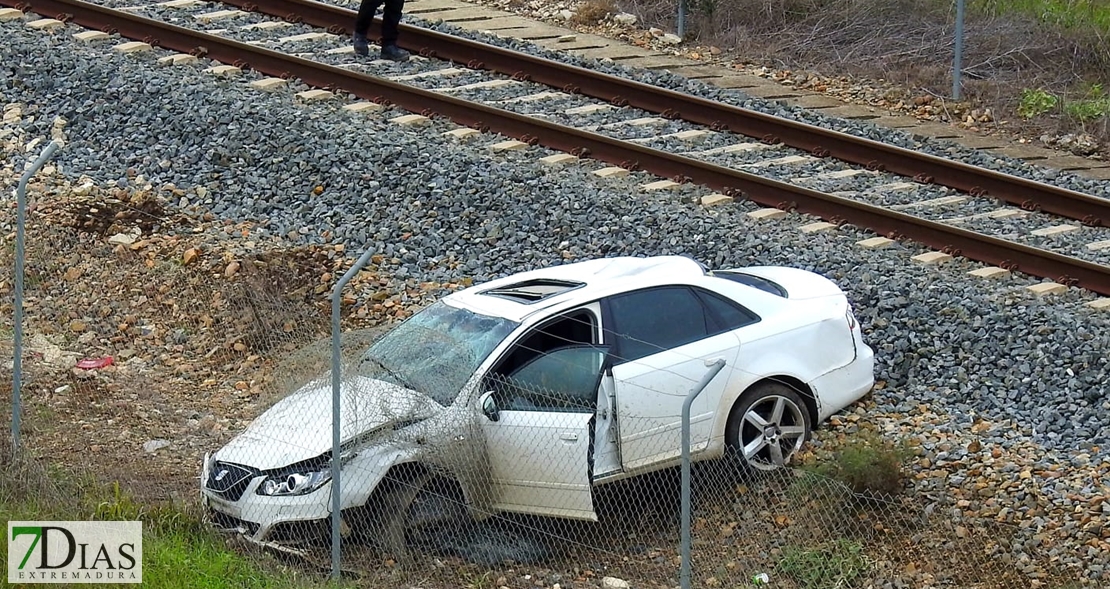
[725,382,812,471]
[374,470,468,564]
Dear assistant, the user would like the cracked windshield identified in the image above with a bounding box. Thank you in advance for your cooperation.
[359,301,518,405]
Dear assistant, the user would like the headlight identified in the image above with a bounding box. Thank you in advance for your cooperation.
[257,470,331,496]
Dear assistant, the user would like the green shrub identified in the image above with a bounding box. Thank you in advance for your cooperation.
[808,433,910,497]
[1018,88,1060,118]
[777,538,870,589]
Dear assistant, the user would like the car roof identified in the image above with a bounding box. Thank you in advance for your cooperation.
[444,256,712,323]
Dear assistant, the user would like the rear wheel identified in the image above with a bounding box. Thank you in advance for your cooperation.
[726,382,812,471]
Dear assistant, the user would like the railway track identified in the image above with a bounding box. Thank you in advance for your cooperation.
[6,0,1110,296]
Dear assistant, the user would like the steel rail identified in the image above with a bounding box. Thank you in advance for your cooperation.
[221,0,1110,228]
[9,0,1110,295]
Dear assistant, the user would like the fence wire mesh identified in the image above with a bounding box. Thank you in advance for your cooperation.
[1,162,1091,588]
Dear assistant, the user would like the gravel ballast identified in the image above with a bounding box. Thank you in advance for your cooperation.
[2,14,1110,583]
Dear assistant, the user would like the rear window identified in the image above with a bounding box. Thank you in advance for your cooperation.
[712,271,787,297]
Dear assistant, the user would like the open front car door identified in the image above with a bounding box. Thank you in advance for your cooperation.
[480,345,608,520]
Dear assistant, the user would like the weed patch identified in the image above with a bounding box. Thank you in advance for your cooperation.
[0,435,322,589]
[571,0,617,25]
[777,538,870,589]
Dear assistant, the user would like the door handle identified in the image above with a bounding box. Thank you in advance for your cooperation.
[559,432,579,442]
[704,357,725,367]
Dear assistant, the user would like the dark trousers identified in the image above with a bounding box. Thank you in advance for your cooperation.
[354,0,405,46]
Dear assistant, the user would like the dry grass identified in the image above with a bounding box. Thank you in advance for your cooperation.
[623,0,1110,147]
[571,0,618,25]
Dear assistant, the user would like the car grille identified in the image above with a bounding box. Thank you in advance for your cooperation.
[206,461,258,502]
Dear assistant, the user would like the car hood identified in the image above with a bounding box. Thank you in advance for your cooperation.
[213,376,443,470]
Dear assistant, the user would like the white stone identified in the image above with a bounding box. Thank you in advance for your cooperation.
[613,12,637,25]
[661,33,682,44]
[143,439,171,453]
[601,577,630,589]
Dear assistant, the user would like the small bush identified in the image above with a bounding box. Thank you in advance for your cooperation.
[808,432,909,497]
[1064,84,1110,121]
[777,538,870,589]
[571,0,618,25]
[1018,88,1060,118]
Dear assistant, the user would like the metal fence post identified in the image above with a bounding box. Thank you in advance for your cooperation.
[11,140,62,457]
[330,247,376,579]
[953,0,965,100]
[680,358,726,589]
[676,0,687,39]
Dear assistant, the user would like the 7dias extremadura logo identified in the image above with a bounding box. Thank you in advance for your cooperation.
[8,522,142,584]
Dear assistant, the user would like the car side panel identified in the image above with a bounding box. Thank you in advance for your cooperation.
[704,301,858,452]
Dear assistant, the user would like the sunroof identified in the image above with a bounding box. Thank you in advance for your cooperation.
[480,279,585,303]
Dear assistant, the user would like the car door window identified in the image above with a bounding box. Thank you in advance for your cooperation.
[498,345,608,412]
[607,287,710,363]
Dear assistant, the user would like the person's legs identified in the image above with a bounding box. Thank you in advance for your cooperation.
[352,0,381,55]
[379,0,409,61]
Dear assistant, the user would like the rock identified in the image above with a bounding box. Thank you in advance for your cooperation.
[108,232,136,245]
[661,33,682,45]
[601,577,630,589]
[182,247,199,265]
[143,439,171,453]
[613,12,636,25]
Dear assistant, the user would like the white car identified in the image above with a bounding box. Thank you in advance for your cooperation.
[201,256,874,551]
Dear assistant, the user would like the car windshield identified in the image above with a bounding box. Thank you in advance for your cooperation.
[359,301,518,406]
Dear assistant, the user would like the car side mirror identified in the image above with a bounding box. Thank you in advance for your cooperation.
[478,391,500,422]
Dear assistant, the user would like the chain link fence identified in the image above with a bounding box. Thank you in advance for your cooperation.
[2,142,1089,587]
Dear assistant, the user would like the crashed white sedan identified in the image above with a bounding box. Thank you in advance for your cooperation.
[201,256,874,549]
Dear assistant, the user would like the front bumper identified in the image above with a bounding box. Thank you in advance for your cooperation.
[202,457,333,545]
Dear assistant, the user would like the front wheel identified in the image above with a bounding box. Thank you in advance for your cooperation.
[725,382,812,471]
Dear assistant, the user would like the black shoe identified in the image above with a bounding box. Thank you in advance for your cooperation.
[353,33,369,56]
[380,44,410,62]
